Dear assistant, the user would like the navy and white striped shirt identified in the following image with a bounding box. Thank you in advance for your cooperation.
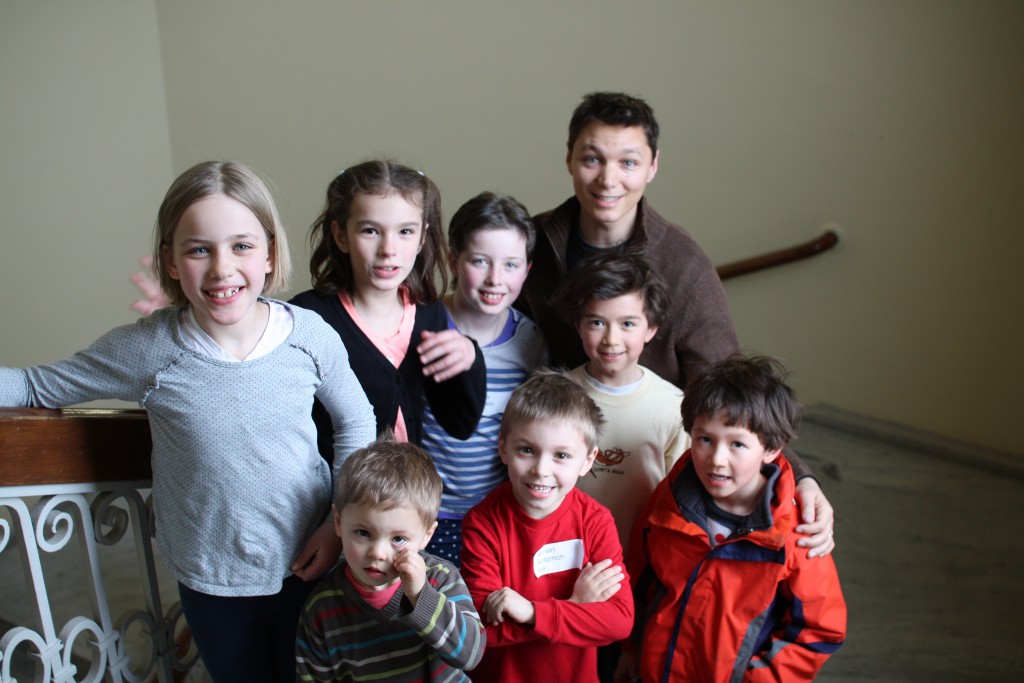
[421,308,548,518]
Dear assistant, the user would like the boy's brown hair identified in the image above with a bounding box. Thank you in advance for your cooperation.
[499,370,604,452]
[334,434,442,529]
[550,252,668,328]
[682,356,801,451]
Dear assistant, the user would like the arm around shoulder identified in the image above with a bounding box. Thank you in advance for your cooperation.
[423,334,486,441]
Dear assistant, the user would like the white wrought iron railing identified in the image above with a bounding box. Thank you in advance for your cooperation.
[0,409,197,683]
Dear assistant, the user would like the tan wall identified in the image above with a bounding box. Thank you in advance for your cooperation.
[0,1,172,368]
[3,1,1022,455]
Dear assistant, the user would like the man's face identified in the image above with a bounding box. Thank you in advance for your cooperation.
[566,123,659,240]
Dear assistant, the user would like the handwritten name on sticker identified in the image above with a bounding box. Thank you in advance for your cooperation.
[533,539,584,578]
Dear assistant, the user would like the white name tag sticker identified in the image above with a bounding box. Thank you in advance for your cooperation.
[533,539,584,578]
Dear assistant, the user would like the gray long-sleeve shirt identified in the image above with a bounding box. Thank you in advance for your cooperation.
[0,301,376,596]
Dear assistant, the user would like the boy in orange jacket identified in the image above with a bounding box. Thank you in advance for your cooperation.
[617,356,845,682]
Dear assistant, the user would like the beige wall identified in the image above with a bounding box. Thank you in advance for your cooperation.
[1,1,172,368]
[3,1,1021,455]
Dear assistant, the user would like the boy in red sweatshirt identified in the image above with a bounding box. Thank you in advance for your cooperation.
[461,371,634,682]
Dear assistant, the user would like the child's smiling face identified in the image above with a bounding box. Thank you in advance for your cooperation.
[332,192,425,297]
[577,292,657,386]
[163,194,272,344]
[499,418,598,520]
[450,227,531,319]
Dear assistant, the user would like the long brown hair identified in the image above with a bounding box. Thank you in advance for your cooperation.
[308,160,447,303]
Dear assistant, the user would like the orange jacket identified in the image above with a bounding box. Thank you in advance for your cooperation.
[625,452,846,682]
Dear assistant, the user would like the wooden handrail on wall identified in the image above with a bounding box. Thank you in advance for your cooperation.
[716,229,839,281]
[0,407,152,486]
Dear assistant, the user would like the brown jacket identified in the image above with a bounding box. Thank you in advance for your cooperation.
[519,195,739,389]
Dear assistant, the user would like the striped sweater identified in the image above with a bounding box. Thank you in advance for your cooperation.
[296,553,485,681]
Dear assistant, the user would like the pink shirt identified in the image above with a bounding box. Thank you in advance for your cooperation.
[339,290,416,442]
[344,564,401,610]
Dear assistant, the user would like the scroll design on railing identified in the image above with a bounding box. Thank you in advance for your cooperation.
[0,488,196,682]
[92,491,197,682]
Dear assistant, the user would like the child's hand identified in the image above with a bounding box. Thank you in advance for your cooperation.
[482,587,535,626]
[394,547,427,606]
[613,651,639,683]
[129,256,171,315]
[417,329,475,382]
[794,477,836,558]
[291,520,342,581]
[569,559,624,604]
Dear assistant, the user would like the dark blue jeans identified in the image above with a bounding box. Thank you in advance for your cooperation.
[178,574,314,682]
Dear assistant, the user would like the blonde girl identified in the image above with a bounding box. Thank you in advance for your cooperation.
[1,161,376,682]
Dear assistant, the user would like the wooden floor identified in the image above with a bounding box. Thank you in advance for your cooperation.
[2,408,1021,681]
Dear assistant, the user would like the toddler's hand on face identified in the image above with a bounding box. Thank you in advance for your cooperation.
[482,587,535,626]
[569,558,624,604]
[394,547,427,605]
[417,329,475,382]
[129,255,171,315]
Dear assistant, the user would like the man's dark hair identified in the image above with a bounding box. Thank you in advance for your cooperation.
[567,92,660,156]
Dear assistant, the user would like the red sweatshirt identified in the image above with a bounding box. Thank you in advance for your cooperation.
[461,483,633,682]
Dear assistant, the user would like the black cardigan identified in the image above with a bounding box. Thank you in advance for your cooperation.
[290,289,486,453]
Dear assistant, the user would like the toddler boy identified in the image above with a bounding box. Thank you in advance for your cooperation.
[295,437,485,682]
[618,357,846,682]
[460,370,634,682]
